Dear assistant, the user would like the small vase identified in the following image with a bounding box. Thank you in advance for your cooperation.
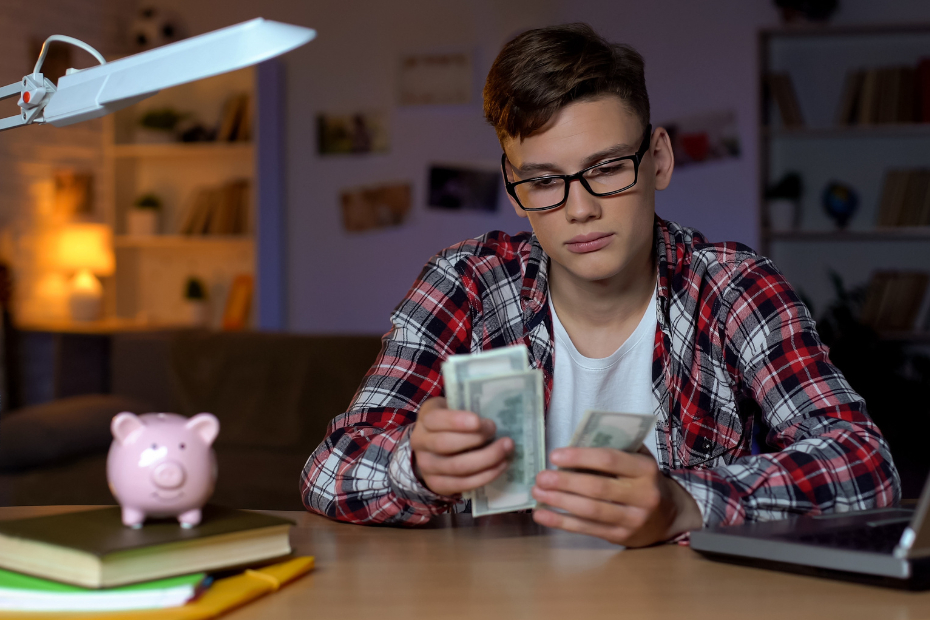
[184,300,209,327]
[127,209,159,236]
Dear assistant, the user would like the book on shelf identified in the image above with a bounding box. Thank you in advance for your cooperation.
[217,93,252,142]
[838,62,925,126]
[919,58,930,124]
[876,169,930,227]
[222,274,253,331]
[766,72,804,128]
[860,271,930,333]
[178,179,251,235]
[0,505,293,589]
[0,568,205,612]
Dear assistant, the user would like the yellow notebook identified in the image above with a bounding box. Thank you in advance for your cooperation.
[0,556,314,620]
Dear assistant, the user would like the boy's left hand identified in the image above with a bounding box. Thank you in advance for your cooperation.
[531,447,703,547]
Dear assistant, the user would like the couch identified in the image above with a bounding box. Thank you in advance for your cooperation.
[0,330,383,510]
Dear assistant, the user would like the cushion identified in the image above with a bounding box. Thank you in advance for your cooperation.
[0,394,154,472]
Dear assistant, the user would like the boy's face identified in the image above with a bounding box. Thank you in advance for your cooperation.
[502,96,673,287]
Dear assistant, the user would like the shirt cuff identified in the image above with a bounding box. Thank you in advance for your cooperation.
[387,427,457,506]
[669,468,746,528]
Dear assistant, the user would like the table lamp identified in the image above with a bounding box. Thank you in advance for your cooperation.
[56,223,115,321]
[0,18,315,132]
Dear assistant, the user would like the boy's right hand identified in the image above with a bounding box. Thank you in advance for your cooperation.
[409,397,514,497]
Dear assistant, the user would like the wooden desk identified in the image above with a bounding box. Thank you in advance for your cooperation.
[4,507,930,619]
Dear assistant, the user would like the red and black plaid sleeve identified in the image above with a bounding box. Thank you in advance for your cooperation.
[666,243,900,526]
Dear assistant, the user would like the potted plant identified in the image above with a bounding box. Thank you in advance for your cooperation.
[183,276,209,327]
[127,193,161,236]
[136,107,186,143]
[764,172,803,232]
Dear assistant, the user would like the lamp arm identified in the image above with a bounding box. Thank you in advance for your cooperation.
[0,81,28,131]
[0,18,315,134]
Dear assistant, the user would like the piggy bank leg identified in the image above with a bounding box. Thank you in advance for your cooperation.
[178,508,202,529]
[121,507,146,529]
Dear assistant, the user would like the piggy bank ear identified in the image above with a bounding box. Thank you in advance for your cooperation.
[111,412,144,444]
[186,413,220,446]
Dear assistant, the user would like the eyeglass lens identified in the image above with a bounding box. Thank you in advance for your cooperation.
[513,159,637,211]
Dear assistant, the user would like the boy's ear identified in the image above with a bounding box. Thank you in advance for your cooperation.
[651,126,675,191]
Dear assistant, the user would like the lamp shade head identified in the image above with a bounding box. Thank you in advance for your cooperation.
[56,223,115,275]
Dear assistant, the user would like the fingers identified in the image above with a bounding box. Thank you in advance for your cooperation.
[419,408,496,436]
[418,436,513,477]
[424,459,510,497]
[532,507,633,546]
[531,486,647,529]
[534,468,660,510]
[549,447,658,478]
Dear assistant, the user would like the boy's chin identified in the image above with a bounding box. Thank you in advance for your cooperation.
[553,257,627,285]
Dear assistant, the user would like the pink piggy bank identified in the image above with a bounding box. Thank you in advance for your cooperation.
[107,412,220,529]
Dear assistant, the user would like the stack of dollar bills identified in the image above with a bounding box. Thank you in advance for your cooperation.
[441,345,656,517]
[442,345,543,516]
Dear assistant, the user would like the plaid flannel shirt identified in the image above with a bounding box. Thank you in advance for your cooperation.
[301,217,900,527]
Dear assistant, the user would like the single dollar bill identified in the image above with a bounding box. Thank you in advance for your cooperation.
[568,409,655,452]
[441,345,529,410]
[462,369,545,517]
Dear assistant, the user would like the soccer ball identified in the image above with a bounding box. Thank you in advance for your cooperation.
[129,7,186,51]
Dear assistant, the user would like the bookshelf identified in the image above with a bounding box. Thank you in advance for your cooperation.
[758,24,930,340]
[103,68,260,328]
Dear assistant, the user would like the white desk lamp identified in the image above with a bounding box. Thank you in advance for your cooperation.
[0,18,316,133]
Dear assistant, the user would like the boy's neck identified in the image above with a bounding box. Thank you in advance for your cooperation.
[548,248,657,359]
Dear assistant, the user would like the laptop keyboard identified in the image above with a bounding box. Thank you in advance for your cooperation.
[781,520,909,554]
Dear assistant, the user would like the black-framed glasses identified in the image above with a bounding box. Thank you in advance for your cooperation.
[502,124,652,212]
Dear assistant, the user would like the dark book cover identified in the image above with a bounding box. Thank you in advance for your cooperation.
[918,58,930,124]
[0,505,293,558]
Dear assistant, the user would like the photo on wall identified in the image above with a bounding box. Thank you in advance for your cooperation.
[662,109,740,167]
[427,165,499,212]
[53,170,94,220]
[398,52,472,105]
[340,182,412,233]
[317,111,389,155]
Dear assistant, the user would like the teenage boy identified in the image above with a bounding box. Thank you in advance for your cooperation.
[301,23,899,547]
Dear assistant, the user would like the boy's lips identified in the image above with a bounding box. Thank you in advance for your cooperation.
[564,232,614,253]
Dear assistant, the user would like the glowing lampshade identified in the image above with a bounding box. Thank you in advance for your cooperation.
[55,223,114,321]
[56,223,115,275]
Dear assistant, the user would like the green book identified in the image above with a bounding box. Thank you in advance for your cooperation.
[0,505,293,588]
[0,569,206,612]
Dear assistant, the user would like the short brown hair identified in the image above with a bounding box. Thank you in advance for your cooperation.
[483,23,650,142]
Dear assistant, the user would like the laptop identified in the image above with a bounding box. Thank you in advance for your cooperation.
[689,476,930,589]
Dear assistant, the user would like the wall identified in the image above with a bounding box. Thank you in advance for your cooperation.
[10,0,929,333]
[0,0,135,319]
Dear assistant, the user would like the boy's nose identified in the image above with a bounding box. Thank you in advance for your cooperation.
[563,178,601,223]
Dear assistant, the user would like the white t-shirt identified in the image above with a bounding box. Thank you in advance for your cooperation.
[545,287,660,466]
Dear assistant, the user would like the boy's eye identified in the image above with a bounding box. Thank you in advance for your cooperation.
[528,177,561,189]
[589,162,625,176]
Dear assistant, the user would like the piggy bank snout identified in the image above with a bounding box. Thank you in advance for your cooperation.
[151,461,186,489]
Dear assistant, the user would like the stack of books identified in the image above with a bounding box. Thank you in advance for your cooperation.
[876,169,930,227]
[837,59,930,126]
[860,271,930,334]
[0,505,309,613]
[178,179,251,236]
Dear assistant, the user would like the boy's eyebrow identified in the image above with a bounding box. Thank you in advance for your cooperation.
[515,142,636,176]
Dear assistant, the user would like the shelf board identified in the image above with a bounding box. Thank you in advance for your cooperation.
[768,228,930,242]
[110,142,254,159]
[763,124,930,139]
[15,318,196,334]
[114,235,254,248]
[761,23,930,39]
